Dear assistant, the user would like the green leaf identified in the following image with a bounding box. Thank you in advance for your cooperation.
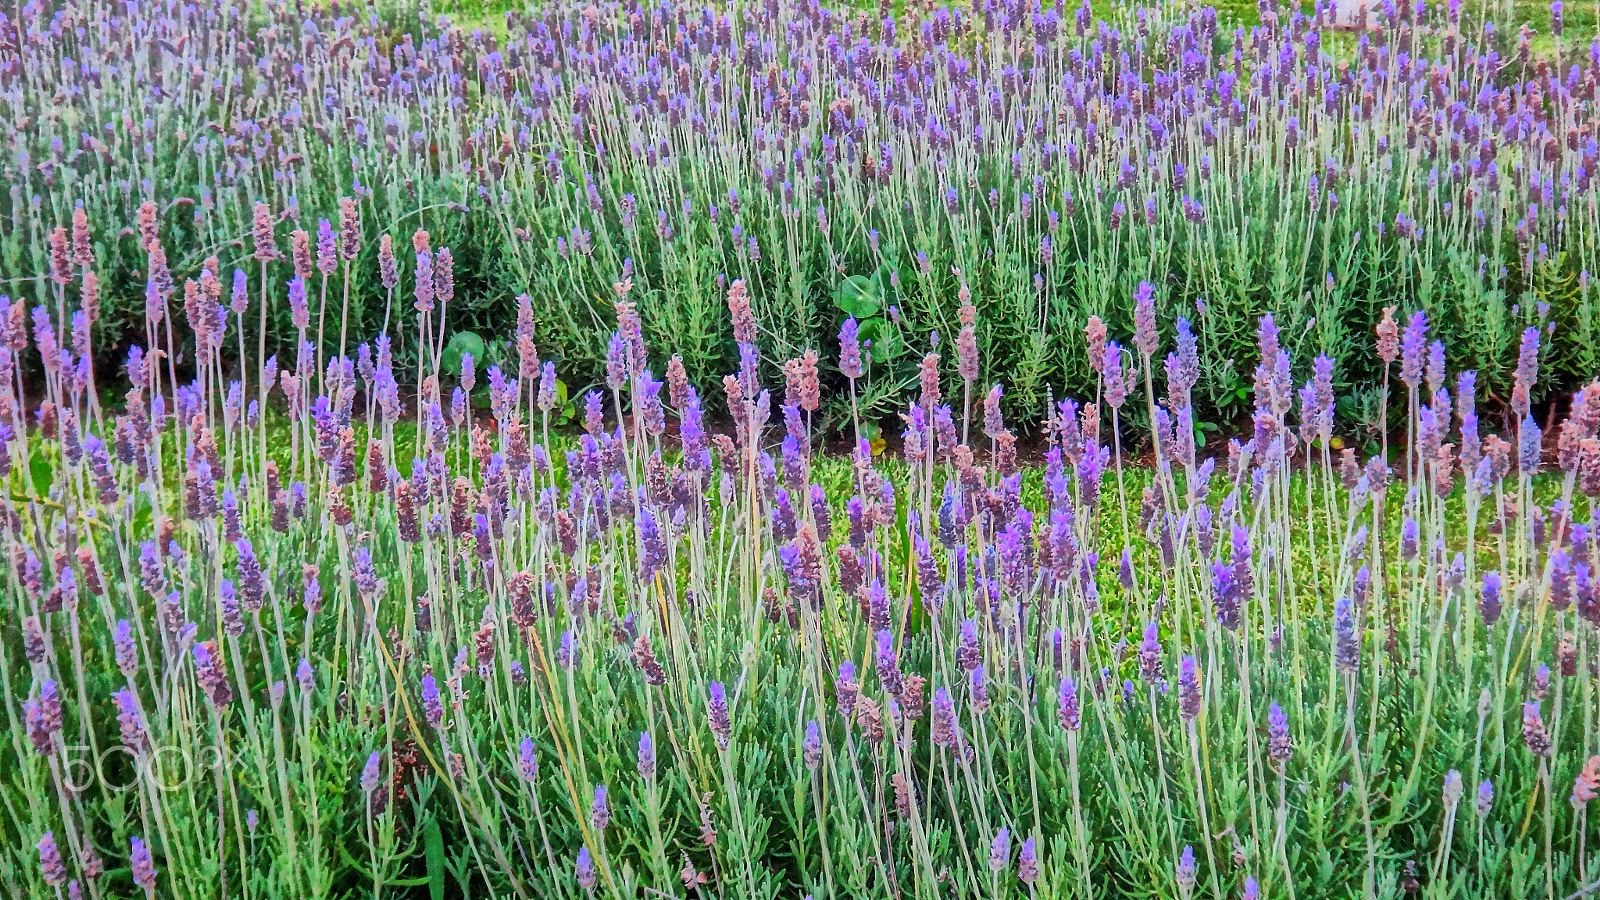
[29,445,53,494]
[439,331,486,379]
[856,317,902,364]
[833,275,882,319]
[870,262,900,293]
[424,818,445,900]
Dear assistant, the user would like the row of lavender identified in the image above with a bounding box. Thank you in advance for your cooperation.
[2,0,1598,420]
[6,198,1600,898]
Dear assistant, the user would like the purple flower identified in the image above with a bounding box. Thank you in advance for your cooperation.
[220,579,244,637]
[25,680,61,754]
[413,251,435,312]
[957,619,982,672]
[638,508,667,582]
[636,371,665,435]
[236,539,265,610]
[361,751,383,794]
[115,619,138,677]
[538,362,559,411]
[876,630,903,696]
[1310,354,1335,434]
[1426,340,1447,395]
[681,389,709,471]
[1210,559,1242,630]
[114,689,147,753]
[1178,655,1202,719]
[1133,281,1158,357]
[1257,313,1281,364]
[1476,780,1494,817]
[1399,311,1428,388]
[317,218,339,274]
[1170,317,1200,398]
[1354,565,1372,606]
[287,276,309,329]
[131,836,157,895]
[836,661,860,717]
[1519,415,1543,474]
[434,247,455,306]
[1333,595,1359,674]
[519,737,539,782]
[1480,571,1503,627]
[931,687,958,748]
[707,682,732,749]
[638,732,656,778]
[230,269,249,314]
[304,573,323,615]
[983,383,1006,440]
[1524,701,1552,756]
[38,831,67,886]
[988,827,1011,871]
[488,366,518,422]
[1018,837,1038,884]
[421,673,443,729]
[193,642,233,707]
[1138,621,1163,685]
[1058,677,1081,731]
[1103,342,1127,409]
[576,847,596,890]
[810,484,833,543]
[1176,845,1197,892]
[556,630,578,670]
[590,785,610,830]
[1514,326,1540,418]
[1268,701,1293,765]
[802,721,823,770]
[970,665,990,713]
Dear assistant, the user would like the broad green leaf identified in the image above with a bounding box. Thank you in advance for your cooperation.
[439,331,486,378]
[833,275,881,319]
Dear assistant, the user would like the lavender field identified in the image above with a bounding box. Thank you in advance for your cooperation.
[4,0,1600,897]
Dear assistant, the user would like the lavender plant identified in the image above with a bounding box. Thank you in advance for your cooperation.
[7,182,1600,900]
[2,0,1598,423]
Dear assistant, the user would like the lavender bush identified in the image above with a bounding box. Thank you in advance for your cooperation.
[2,0,1598,424]
[6,200,1600,898]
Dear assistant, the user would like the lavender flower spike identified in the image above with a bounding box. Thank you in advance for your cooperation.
[38,831,67,886]
[988,827,1011,871]
[1133,281,1159,357]
[576,847,596,890]
[707,682,732,749]
[1268,702,1293,765]
[638,732,656,778]
[131,836,157,896]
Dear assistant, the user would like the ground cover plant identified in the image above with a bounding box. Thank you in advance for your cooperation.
[5,0,1600,898]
